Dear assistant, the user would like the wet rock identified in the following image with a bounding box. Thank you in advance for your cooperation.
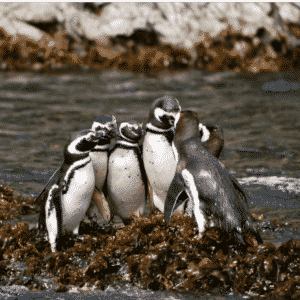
[1,182,300,298]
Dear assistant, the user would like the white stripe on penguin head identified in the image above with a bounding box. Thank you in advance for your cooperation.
[67,134,93,156]
[91,119,117,133]
[154,108,179,124]
[198,123,210,143]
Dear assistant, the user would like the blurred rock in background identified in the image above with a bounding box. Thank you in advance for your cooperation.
[1,2,300,73]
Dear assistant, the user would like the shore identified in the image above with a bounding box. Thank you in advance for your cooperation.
[1,3,300,74]
[1,182,300,299]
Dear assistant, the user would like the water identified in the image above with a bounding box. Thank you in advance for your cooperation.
[1,69,300,197]
[1,69,300,298]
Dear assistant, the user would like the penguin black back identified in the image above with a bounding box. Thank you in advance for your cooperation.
[36,130,99,234]
[165,111,262,244]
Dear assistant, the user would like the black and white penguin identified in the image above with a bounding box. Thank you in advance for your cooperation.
[199,123,224,159]
[106,119,147,225]
[87,114,117,222]
[164,111,262,244]
[143,95,181,213]
[36,129,102,252]
[198,120,251,210]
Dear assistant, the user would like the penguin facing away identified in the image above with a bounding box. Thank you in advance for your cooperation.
[199,123,224,159]
[197,120,251,210]
[87,114,118,222]
[164,111,262,244]
[143,95,181,213]
[36,129,101,252]
[107,119,147,225]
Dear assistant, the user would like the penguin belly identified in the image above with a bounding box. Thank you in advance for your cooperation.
[107,148,145,220]
[90,151,108,190]
[61,161,95,233]
[143,133,178,213]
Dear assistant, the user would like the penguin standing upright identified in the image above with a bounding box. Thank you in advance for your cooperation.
[197,120,251,209]
[87,114,117,222]
[164,111,262,244]
[143,95,182,213]
[107,119,147,225]
[36,129,101,252]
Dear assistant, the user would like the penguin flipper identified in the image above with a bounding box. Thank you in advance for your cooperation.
[45,184,63,252]
[164,172,186,225]
[90,187,112,223]
[229,174,251,209]
[147,180,155,213]
[229,175,263,243]
[36,167,64,231]
[35,167,62,207]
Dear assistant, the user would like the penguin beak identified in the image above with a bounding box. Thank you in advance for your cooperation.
[90,131,100,141]
[131,126,143,137]
[97,129,108,139]
[167,115,175,126]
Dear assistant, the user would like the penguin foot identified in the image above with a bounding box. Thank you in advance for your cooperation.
[50,243,57,253]
[193,233,204,241]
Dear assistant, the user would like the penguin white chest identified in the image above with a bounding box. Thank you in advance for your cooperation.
[107,148,145,219]
[90,151,108,190]
[143,133,177,212]
[62,161,95,232]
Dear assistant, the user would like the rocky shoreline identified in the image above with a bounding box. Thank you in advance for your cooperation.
[1,178,300,299]
[1,3,300,74]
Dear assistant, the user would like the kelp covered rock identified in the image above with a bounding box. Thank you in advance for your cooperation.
[1,184,300,298]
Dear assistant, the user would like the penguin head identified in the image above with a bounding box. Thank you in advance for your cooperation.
[118,119,144,143]
[91,114,118,140]
[174,110,200,143]
[199,124,224,158]
[148,95,181,129]
[72,128,99,142]
[66,129,101,159]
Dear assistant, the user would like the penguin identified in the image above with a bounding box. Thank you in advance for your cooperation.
[106,119,147,225]
[199,123,224,159]
[198,120,251,210]
[35,129,101,252]
[142,96,223,214]
[164,110,262,244]
[87,114,118,222]
[143,95,181,213]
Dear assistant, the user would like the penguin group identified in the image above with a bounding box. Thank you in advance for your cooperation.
[36,95,262,252]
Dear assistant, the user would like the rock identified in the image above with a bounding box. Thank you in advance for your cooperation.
[0,285,30,299]
[0,3,63,23]
[238,176,300,195]
[0,2,299,50]
[0,3,300,73]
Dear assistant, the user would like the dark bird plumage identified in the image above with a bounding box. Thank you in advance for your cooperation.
[35,129,100,252]
[164,110,262,244]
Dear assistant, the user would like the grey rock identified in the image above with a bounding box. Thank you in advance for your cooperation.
[0,285,30,299]
[0,2,300,51]
[238,176,300,195]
